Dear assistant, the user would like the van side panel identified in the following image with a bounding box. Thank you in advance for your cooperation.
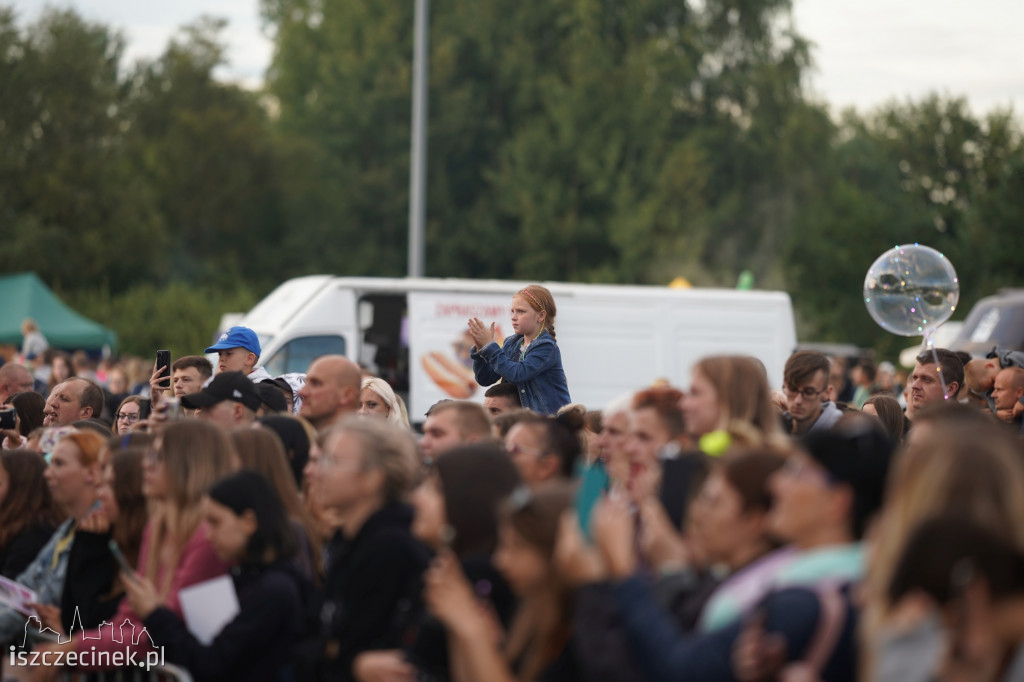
[669,297,796,391]
[556,296,663,409]
[248,278,796,421]
[244,276,335,332]
[408,289,795,418]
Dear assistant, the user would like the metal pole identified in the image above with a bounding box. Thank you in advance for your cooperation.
[408,0,429,278]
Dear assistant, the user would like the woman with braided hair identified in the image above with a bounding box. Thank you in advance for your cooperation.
[469,284,571,415]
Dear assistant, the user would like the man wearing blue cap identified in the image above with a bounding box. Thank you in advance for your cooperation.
[205,326,272,383]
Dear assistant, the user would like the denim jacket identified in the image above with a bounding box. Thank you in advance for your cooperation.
[0,519,75,644]
[471,330,570,415]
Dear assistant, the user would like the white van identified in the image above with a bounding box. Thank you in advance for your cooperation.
[240,276,797,420]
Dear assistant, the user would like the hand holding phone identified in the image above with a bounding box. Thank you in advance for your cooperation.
[0,406,17,430]
[108,539,137,580]
[155,350,171,390]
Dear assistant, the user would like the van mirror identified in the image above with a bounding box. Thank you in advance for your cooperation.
[358,301,375,331]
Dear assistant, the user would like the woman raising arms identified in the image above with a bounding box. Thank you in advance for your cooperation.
[469,285,570,416]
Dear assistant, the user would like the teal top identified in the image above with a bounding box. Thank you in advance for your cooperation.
[699,543,864,632]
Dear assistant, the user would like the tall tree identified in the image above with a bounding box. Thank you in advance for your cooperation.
[124,17,287,287]
[262,0,820,284]
[0,8,165,291]
[263,0,416,277]
[785,98,1024,350]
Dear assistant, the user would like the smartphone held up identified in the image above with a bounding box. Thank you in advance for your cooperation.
[155,350,171,389]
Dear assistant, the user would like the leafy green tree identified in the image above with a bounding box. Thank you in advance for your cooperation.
[62,281,259,357]
[0,8,291,351]
[0,8,165,291]
[856,97,1024,312]
[785,123,930,352]
[262,0,821,285]
[263,0,416,278]
[785,98,1024,351]
[124,17,287,287]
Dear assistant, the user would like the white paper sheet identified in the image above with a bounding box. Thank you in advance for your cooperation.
[178,575,240,645]
[0,575,37,617]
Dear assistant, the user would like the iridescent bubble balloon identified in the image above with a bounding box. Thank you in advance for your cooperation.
[863,244,959,337]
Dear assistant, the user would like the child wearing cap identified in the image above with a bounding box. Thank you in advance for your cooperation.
[205,326,266,379]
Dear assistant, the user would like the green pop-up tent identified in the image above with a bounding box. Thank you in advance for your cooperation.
[0,272,116,350]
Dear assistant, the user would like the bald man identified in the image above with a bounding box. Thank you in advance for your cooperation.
[966,350,1024,415]
[43,377,104,426]
[0,364,35,403]
[992,367,1024,423]
[297,355,362,432]
[965,357,1002,398]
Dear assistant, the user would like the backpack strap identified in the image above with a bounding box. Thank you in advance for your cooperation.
[782,583,847,682]
[798,581,847,671]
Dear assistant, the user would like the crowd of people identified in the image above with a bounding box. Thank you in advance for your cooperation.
[0,284,1023,682]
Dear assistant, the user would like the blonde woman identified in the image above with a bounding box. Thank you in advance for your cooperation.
[358,377,410,428]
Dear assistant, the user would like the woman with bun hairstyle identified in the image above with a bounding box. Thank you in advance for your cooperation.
[503,410,584,487]
[469,285,570,415]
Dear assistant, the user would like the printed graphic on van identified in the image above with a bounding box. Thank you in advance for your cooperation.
[410,293,509,411]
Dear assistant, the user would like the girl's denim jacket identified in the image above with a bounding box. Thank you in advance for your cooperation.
[470,330,570,415]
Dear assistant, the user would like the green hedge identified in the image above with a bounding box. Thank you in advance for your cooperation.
[61,282,260,358]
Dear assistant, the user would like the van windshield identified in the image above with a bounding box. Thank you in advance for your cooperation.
[264,335,347,375]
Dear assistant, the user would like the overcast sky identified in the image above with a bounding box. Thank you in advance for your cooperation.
[9,0,1024,116]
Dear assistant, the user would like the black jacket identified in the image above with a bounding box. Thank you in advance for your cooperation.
[0,521,55,579]
[60,529,121,634]
[405,555,517,682]
[143,561,307,682]
[320,502,431,681]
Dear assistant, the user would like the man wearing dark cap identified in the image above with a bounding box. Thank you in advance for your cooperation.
[205,326,272,383]
[264,377,295,413]
[182,371,263,429]
[255,381,289,416]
